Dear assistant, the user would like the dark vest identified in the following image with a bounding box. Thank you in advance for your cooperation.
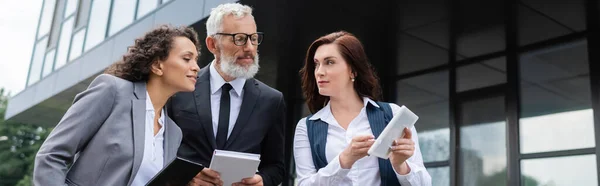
[306,101,401,186]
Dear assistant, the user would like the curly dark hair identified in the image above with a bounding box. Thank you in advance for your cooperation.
[300,31,382,113]
[104,25,200,82]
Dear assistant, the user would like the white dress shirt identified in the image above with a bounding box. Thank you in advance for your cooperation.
[294,97,432,186]
[131,91,166,186]
[209,61,246,138]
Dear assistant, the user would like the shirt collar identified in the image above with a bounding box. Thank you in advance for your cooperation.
[209,60,246,96]
[146,91,165,126]
[308,97,379,121]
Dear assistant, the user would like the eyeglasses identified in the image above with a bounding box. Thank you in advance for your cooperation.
[215,32,264,46]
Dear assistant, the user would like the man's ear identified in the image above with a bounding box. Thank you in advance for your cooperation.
[150,60,164,76]
[206,36,218,55]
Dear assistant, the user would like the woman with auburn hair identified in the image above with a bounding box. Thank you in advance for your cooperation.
[294,31,431,186]
[33,25,201,186]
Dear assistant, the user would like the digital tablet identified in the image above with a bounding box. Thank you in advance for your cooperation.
[145,157,205,186]
[367,105,419,159]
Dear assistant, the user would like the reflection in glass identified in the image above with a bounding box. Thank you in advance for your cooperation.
[108,0,136,36]
[84,0,111,51]
[37,0,57,38]
[64,0,79,18]
[396,0,450,75]
[457,57,506,92]
[419,128,450,163]
[427,166,449,186]
[519,40,593,153]
[397,33,448,75]
[55,18,74,70]
[69,29,86,61]
[517,3,571,46]
[28,37,49,85]
[521,109,595,154]
[42,49,56,77]
[520,0,585,33]
[521,155,597,186]
[460,96,506,186]
[457,26,505,57]
[137,0,158,19]
[456,0,505,57]
[397,71,449,162]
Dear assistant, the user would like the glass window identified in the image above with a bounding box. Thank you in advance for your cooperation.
[521,155,597,186]
[427,166,449,186]
[64,0,79,18]
[137,0,158,19]
[54,18,74,70]
[518,0,585,46]
[457,57,506,92]
[75,0,92,28]
[397,33,449,75]
[28,37,49,85]
[69,28,86,61]
[397,71,449,162]
[456,0,505,58]
[84,0,111,51]
[37,0,57,39]
[518,3,569,46]
[108,0,136,36]
[519,40,594,154]
[396,0,450,75]
[42,49,56,77]
[459,96,506,186]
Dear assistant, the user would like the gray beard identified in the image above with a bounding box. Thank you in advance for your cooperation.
[219,52,260,79]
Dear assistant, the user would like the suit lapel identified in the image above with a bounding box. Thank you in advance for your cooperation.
[128,82,146,185]
[224,79,260,149]
[163,112,177,164]
[194,67,217,149]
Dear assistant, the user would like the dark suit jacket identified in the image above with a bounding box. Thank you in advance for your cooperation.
[167,65,286,186]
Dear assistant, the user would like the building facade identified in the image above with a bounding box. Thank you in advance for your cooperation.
[6,0,600,185]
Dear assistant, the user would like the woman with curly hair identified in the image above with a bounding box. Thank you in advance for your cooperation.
[33,25,201,186]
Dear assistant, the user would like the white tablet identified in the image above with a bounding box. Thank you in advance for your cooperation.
[367,105,419,159]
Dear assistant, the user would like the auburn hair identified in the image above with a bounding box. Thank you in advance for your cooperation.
[299,31,382,113]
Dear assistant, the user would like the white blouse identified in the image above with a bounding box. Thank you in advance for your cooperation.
[293,98,432,186]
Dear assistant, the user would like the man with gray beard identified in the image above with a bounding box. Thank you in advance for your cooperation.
[166,3,285,186]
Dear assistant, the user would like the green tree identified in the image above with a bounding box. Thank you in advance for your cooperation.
[0,88,51,186]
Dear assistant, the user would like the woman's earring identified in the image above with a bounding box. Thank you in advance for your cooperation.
[351,77,355,82]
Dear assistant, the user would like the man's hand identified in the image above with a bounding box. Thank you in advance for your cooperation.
[389,127,415,175]
[188,168,223,186]
[232,174,263,186]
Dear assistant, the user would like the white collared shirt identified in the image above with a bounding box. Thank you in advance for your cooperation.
[209,61,246,138]
[293,97,432,186]
[131,91,165,186]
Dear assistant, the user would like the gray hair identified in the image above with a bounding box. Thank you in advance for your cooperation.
[206,3,253,36]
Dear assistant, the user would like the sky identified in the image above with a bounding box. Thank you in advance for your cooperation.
[0,1,43,96]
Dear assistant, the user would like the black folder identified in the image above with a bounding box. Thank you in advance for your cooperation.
[145,157,205,186]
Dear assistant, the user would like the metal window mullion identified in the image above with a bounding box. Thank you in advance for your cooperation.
[585,0,600,184]
[27,0,49,86]
[520,148,596,160]
[449,0,459,185]
[104,0,115,39]
[505,0,521,185]
[133,0,140,20]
